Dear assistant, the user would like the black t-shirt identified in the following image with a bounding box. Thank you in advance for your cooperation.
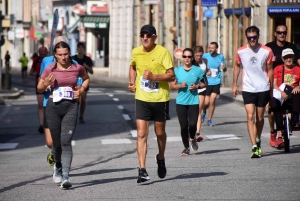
[71,55,93,72]
[265,41,300,69]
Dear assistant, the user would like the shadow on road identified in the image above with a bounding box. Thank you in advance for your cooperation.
[194,148,240,155]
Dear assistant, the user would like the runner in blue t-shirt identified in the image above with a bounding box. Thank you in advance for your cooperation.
[39,36,80,167]
[170,48,205,156]
[202,42,227,127]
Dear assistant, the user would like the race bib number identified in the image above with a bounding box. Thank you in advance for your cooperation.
[140,77,159,93]
[210,69,218,77]
[53,87,74,102]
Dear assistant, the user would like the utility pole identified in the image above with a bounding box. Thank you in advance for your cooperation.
[176,0,181,67]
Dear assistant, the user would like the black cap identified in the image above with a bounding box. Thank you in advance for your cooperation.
[140,24,157,35]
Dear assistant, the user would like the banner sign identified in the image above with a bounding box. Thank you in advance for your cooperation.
[267,6,300,14]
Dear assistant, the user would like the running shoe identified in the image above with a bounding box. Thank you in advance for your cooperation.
[190,139,198,151]
[60,174,72,189]
[256,139,262,157]
[251,147,260,158]
[195,133,204,142]
[47,150,55,166]
[38,125,44,134]
[207,120,213,127]
[277,137,285,149]
[155,154,167,179]
[53,165,62,183]
[270,131,277,147]
[181,148,190,156]
[79,117,85,124]
[201,113,206,123]
[137,168,150,183]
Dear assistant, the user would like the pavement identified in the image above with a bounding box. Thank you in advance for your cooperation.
[0,67,243,105]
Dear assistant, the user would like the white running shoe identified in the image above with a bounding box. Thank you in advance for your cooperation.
[53,165,62,184]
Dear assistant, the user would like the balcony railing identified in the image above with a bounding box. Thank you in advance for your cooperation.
[270,0,300,6]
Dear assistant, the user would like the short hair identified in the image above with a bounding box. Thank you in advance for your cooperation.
[275,24,288,31]
[210,42,218,49]
[182,48,194,58]
[193,46,204,53]
[245,26,260,36]
[77,42,85,48]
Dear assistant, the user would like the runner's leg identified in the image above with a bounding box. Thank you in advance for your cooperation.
[244,104,257,145]
[136,119,149,169]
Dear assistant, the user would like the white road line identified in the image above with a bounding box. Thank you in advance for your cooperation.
[106,93,113,97]
[130,130,137,137]
[123,114,131,120]
[118,105,124,110]
[0,106,11,121]
[261,133,298,139]
[71,140,75,146]
[206,134,241,140]
[101,139,132,144]
[0,143,19,150]
[154,136,182,142]
[114,90,126,93]
[113,98,119,101]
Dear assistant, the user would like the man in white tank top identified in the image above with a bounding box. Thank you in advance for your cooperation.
[232,26,274,159]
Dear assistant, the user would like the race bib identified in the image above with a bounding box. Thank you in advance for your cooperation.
[210,69,218,77]
[53,87,74,102]
[140,77,159,93]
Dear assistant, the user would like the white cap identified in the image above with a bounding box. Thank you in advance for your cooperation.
[282,48,294,57]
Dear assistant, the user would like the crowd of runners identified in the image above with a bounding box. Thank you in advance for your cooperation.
[20,23,300,188]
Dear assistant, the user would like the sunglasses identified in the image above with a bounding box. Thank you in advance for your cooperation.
[182,55,192,58]
[246,35,258,41]
[139,33,155,38]
[276,31,287,35]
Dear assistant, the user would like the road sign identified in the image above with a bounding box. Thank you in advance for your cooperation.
[201,0,218,7]
[204,8,214,18]
[174,48,183,59]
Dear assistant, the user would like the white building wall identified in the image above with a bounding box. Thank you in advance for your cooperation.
[109,0,133,78]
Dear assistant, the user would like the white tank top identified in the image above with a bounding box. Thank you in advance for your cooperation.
[198,60,207,93]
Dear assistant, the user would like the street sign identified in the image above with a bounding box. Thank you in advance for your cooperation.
[204,9,214,18]
[174,48,183,59]
[201,0,218,7]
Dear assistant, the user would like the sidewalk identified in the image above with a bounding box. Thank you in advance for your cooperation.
[0,67,243,105]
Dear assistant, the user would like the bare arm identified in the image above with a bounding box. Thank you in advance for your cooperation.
[128,65,136,92]
[83,63,93,74]
[170,80,187,90]
[232,61,240,97]
[80,74,90,92]
[267,62,274,91]
[297,58,300,66]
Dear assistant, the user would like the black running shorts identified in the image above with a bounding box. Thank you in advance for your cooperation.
[242,90,270,107]
[206,84,220,95]
[135,99,170,122]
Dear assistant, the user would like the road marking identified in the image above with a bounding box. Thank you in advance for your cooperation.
[123,114,131,120]
[114,90,126,93]
[118,105,124,109]
[113,98,119,101]
[154,136,182,142]
[106,93,113,97]
[205,134,240,140]
[71,140,75,146]
[101,139,131,144]
[0,106,11,121]
[130,130,137,137]
[0,143,19,150]
[261,133,298,139]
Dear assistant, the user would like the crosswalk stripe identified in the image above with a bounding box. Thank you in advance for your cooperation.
[154,136,182,142]
[130,130,137,137]
[205,134,241,140]
[0,143,19,150]
[101,139,132,144]
[123,114,131,120]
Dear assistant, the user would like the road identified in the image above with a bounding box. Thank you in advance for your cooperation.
[0,72,300,201]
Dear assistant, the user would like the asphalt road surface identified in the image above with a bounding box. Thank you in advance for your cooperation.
[0,74,300,201]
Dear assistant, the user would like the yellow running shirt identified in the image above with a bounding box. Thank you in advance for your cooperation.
[130,45,173,102]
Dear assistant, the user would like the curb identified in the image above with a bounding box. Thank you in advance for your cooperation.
[0,89,24,105]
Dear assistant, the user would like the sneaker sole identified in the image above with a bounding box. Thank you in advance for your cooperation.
[137,176,150,183]
[196,136,203,142]
[60,181,72,189]
[251,154,261,158]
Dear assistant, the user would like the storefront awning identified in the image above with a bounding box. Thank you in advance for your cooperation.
[267,6,300,15]
[68,16,110,33]
[224,8,251,16]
